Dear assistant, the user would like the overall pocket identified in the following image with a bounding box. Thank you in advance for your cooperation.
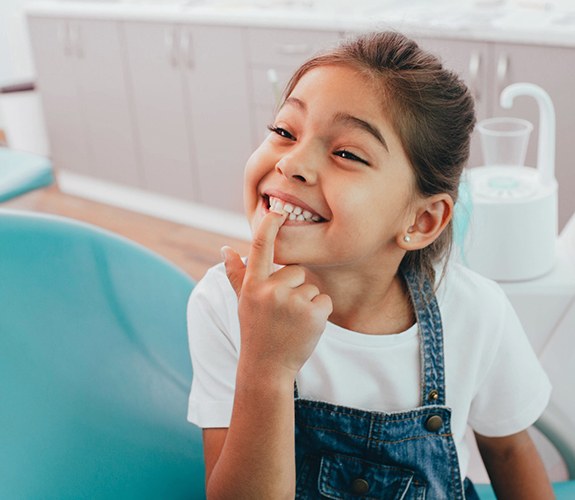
[316,453,426,500]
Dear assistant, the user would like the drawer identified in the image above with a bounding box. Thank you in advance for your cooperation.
[247,27,342,67]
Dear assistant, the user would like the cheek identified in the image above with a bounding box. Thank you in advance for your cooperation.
[321,188,379,248]
[328,183,374,223]
[328,182,408,238]
[243,149,267,210]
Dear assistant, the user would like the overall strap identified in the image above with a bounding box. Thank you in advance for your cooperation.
[295,268,447,407]
[402,266,447,407]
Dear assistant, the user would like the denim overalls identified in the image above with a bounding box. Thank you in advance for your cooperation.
[294,267,479,499]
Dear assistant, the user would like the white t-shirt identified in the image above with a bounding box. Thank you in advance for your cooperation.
[187,261,551,479]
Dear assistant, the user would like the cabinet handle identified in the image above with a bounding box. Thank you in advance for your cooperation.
[276,43,311,56]
[69,24,83,59]
[180,31,194,69]
[496,53,509,96]
[58,22,72,57]
[164,28,179,67]
[468,51,482,103]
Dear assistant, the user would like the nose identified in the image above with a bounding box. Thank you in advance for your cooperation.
[275,147,319,185]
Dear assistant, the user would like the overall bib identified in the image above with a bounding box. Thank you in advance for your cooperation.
[294,268,480,499]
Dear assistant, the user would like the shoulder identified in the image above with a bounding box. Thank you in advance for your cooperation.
[439,261,504,297]
[436,264,550,433]
[187,263,241,428]
[187,262,239,339]
[436,262,521,359]
[437,261,509,315]
[189,262,236,306]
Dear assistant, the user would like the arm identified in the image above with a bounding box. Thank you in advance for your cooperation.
[475,430,555,499]
[203,361,297,499]
[203,211,332,499]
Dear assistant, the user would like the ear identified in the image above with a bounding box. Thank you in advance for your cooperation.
[397,194,454,250]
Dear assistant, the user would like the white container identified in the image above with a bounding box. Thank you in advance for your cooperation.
[465,83,558,281]
[477,116,533,167]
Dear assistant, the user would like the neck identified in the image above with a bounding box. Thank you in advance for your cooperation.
[305,261,415,335]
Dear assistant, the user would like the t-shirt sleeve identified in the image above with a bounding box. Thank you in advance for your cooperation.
[187,264,239,428]
[467,285,552,437]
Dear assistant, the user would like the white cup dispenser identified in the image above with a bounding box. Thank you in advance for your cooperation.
[465,83,558,281]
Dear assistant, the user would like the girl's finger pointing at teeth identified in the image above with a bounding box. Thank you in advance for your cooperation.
[246,211,287,280]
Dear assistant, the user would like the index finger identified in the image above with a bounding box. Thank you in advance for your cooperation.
[246,211,287,280]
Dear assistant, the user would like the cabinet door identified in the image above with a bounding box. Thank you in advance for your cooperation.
[27,16,93,175]
[73,19,142,187]
[416,37,493,169]
[490,43,575,228]
[182,25,253,213]
[28,17,142,187]
[123,21,198,200]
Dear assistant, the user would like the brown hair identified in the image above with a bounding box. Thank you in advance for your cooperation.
[281,31,476,286]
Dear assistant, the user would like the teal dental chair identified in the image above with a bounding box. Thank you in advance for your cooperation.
[0,147,54,201]
[0,210,204,499]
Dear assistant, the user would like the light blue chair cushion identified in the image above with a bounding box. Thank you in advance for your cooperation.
[0,210,204,499]
[554,481,575,497]
[475,483,497,499]
[0,147,54,201]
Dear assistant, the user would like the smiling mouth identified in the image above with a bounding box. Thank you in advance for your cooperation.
[265,195,325,223]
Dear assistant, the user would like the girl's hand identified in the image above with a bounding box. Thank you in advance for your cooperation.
[222,211,333,378]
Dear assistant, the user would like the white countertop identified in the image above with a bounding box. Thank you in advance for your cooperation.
[25,0,575,47]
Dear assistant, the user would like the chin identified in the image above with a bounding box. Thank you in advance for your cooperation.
[272,244,302,266]
[273,245,323,267]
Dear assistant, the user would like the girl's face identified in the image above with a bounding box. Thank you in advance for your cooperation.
[244,64,418,270]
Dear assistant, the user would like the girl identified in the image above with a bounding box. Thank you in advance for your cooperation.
[187,32,553,499]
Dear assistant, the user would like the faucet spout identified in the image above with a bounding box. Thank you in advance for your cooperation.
[500,83,556,186]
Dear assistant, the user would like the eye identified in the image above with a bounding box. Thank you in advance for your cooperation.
[267,124,296,141]
[334,149,370,166]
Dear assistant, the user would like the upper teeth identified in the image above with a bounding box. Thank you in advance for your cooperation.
[269,196,321,222]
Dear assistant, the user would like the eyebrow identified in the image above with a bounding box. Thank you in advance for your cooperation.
[282,96,306,111]
[333,112,389,151]
[281,97,388,151]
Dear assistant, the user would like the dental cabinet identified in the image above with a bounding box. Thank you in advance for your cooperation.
[25,4,575,228]
[27,16,253,212]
